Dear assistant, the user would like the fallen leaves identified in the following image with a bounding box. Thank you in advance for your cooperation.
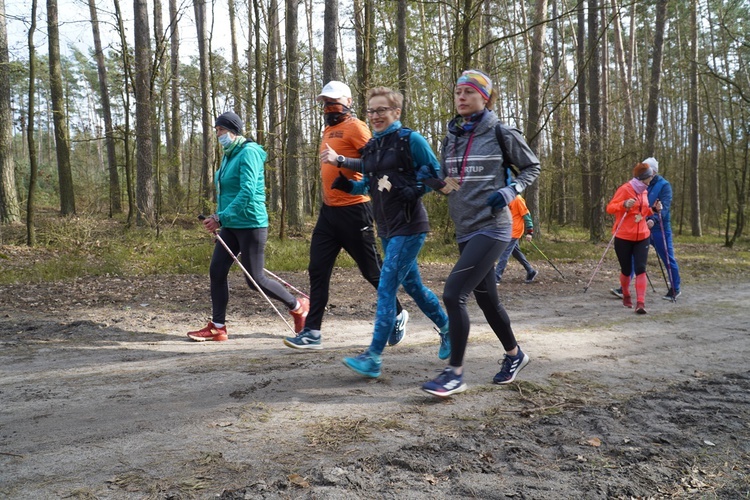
[287,473,310,488]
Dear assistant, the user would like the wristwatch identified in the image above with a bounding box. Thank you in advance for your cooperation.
[336,155,346,167]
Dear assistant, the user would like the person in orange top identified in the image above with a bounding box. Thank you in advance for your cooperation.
[494,195,538,283]
[606,162,662,314]
[284,81,407,350]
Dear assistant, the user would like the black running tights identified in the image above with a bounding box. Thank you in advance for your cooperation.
[210,227,296,324]
[443,234,517,368]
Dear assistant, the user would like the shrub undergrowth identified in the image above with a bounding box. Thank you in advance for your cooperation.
[0,212,748,285]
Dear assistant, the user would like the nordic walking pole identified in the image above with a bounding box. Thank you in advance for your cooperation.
[232,253,309,298]
[198,216,297,334]
[584,211,628,293]
[528,239,565,280]
[645,270,657,293]
[652,237,669,290]
[657,207,677,303]
[263,268,309,299]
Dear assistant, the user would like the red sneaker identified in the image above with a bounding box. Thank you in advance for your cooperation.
[635,302,647,314]
[187,322,228,341]
[622,295,633,308]
[290,297,310,333]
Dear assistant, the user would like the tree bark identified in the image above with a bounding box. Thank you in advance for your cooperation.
[194,0,213,212]
[551,0,566,225]
[253,0,264,145]
[26,0,39,244]
[285,0,303,232]
[0,0,20,224]
[588,0,604,242]
[47,0,75,215]
[168,0,183,206]
[644,0,668,156]
[610,0,635,155]
[114,0,136,223]
[688,0,701,236]
[134,0,155,225]
[228,0,242,115]
[577,0,590,229]
[396,0,408,121]
[524,0,547,236]
[267,0,281,214]
[88,0,122,216]
[323,0,338,83]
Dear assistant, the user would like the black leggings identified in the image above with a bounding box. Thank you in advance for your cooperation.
[614,237,649,276]
[443,234,517,367]
[210,227,296,324]
[306,203,402,331]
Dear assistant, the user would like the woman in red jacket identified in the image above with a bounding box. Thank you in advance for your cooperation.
[606,162,662,314]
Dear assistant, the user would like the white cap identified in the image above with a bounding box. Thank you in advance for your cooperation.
[316,81,352,102]
[642,157,659,174]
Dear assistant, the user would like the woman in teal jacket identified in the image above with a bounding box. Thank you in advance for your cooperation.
[188,112,309,341]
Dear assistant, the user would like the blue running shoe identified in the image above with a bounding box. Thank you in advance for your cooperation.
[493,348,530,385]
[388,309,409,346]
[422,367,467,397]
[525,269,539,283]
[343,350,381,378]
[283,328,322,350]
[437,323,451,360]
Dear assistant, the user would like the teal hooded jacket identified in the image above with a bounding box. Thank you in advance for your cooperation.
[215,139,268,229]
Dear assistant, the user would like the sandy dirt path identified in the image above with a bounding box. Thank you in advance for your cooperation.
[1,266,748,499]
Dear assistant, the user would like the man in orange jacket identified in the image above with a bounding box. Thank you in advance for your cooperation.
[284,81,407,350]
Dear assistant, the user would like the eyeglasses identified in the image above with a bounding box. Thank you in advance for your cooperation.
[366,107,393,117]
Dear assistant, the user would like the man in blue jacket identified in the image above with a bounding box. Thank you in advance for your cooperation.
[644,157,681,299]
[611,157,681,300]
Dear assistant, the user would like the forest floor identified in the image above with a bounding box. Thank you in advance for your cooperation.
[1,247,749,499]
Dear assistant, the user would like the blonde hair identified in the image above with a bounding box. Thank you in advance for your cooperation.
[366,86,404,109]
[485,88,499,110]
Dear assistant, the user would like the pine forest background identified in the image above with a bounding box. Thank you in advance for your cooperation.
[0,0,748,248]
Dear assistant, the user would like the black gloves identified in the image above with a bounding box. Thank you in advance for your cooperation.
[486,191,508,210]
[392,184,425,203]
[331,172,353,193]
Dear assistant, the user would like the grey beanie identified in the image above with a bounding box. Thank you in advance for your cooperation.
[215,111,243,135]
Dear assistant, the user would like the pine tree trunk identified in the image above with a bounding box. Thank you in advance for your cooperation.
[0,0,20,223]
[524,0,547,238]
[114,0,136,223]
[396,0,408,121]
[285,0,303,232]
[194,0,213,212]
[323,0,338,83]
[168,0,183,206]
[577,0,590,229]
[47,0,75,215]
[644,0,668,156]
[134,0,155,225]
[89,0,122,216]
[26,0,39,244]
[588,0,604,242]
[268,0,281,215]
[229,0,242,115]
[688,0,701,236]
[253,0,265,145]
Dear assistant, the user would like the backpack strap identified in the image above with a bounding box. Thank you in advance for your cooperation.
[495,122,520,183]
